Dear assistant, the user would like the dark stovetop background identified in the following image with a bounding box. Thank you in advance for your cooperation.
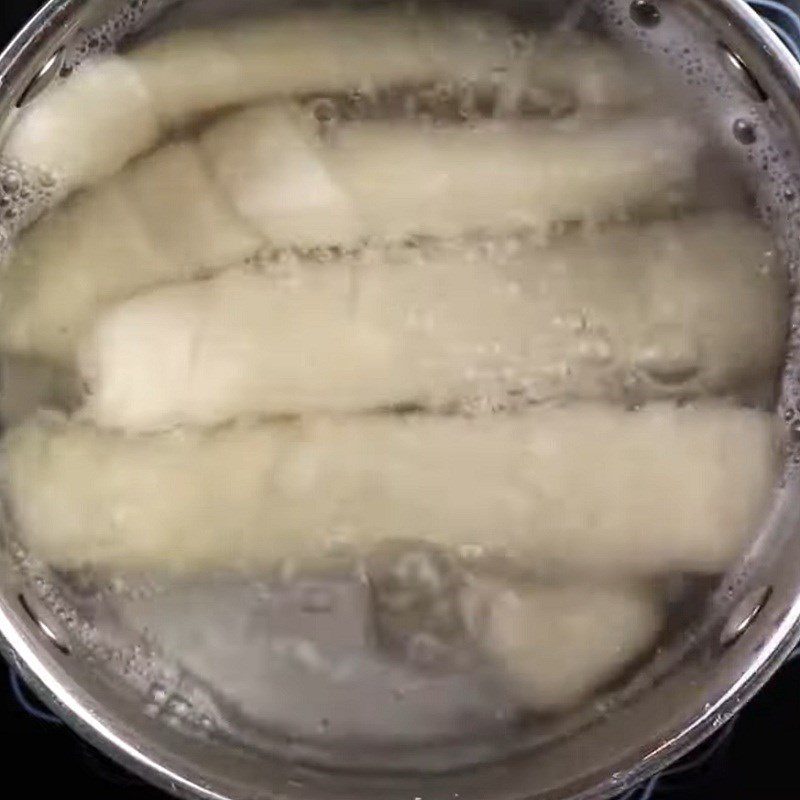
[2,1,800,797]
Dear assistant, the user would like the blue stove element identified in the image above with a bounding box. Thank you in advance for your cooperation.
[10,669,62,725]
[750,0,800,59]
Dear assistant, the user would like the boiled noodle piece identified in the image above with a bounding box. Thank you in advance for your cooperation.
[131,15,657,125]
[3,404,776,575]
[461,581,663,711]
[80,213,787,431]
[199,106,700,246]
[2,9,657,195]
[1,108,703,365]
[1,57,159,197]
[524,32,658,111]
[324,117,699,239]
[199,106,363,247]
[128,9,514,126]
[120,141,260,267]
[0,140,261,363]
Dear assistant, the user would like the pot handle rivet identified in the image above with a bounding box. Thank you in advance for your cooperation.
[15,46,66,109]
[720,586,772,647]
[718,43,769,102]
[18,592,71,655]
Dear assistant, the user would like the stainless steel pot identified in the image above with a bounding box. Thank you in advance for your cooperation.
[2,1,800,798]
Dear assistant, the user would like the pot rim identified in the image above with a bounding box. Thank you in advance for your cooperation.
[1,2,800,798]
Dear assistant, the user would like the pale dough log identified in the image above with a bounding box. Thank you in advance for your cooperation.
[80,214,786,430]
[129,10,512,126]
[2,57,159,197]
[3,11,655,194]
[131,12,656,125]
[461,582,662,711]
[3,404,777,576]
[200,106,700,246]
[524,34,657,111]
[0,141,261,363]
[198,106,362,247]
[1,105,704,365]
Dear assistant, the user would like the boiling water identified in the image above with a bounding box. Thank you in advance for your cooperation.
[0,0,796,768]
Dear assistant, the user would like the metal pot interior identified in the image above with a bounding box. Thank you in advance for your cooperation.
[1,1,800,798]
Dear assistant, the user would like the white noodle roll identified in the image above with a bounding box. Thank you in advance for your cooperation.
[80,214,786,430]
[4,404,777,575]
[2,57,159,197]
[524,34,658,111]
[121,142,260,266]
[327,118,698,239]
[129,11,656,127]
[199,106,700,246]
[199,106,362,247]
[491,32,659,117]
[1,11,658,195]
[0,141,260,363]
[129,11,509,126]
[461,581,662,711]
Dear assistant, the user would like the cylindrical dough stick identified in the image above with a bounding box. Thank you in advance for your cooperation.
[522,33,658,112]
[133,16,656,124]
[129,10,515,126]
[0,141,261,363]
[3,404,777,575]
[1,57,159,198]
[461,582,662,711]
[199,106,700,246]
[3,10,656,195]
[80,214,787,430]
[1,108,703,366]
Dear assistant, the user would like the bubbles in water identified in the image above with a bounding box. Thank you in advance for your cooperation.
[301,585,335,614]
[1,171,21,194]
[163,693,191,718]
[406,631,450,668]
[0,161,58,239]
[149,682,168,704]
[630,1,662,28]
[733,119,758,145]
[198,714,215,731]
[62,0,168,71]
[312,97,338,123]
